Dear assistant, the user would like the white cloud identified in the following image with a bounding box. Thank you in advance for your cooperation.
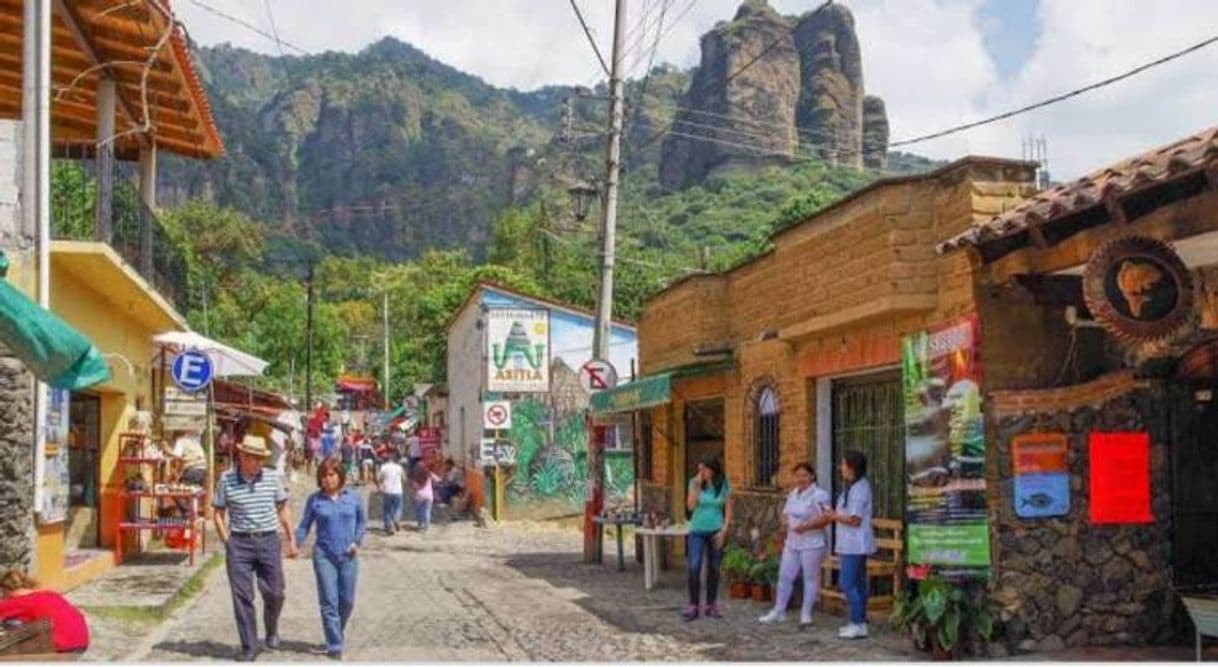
[173,0,1218,179]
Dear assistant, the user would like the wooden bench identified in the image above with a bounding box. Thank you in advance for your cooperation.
[818,517,904,615]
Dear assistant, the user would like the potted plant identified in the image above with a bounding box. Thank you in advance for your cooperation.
[722,545,753,599]
[891,574,995,661]
[748,551,779,603]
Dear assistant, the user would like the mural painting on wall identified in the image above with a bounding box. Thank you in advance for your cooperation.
[902,316,991,579]
[506,361,634,517]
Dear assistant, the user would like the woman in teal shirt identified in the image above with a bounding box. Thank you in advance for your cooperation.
[684,457,732,621]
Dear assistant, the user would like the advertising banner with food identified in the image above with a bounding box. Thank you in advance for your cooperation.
[902,316,991,577]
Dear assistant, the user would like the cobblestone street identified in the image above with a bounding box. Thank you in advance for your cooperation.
[100,486,917,662]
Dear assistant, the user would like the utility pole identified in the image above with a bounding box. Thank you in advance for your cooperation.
[382,290,390,410]
[305,260,315,413]
[583,0,626,564]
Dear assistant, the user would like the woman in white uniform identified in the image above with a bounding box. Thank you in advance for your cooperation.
[759,462,832,627]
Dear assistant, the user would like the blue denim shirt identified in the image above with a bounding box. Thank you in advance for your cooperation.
[295,488,366,560]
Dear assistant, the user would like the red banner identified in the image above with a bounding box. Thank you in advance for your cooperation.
[1089,432,1153,524]
[417,427,441,458]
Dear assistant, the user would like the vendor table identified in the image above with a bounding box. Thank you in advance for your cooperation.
[592,516,639,572]
[636,524,689,591]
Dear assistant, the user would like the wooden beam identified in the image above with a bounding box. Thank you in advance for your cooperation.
[0,69,197,132]
[1027,223,1049,249]
[55,0,146,144]
[1103,195,1128,225]
[0,35,183,93]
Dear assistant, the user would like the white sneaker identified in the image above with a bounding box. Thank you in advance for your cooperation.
[758,609,786,624]
[839,623,869,639]
[837,624,854,638]
[799,614,814,627]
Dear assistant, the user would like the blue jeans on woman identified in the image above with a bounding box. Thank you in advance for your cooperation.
[313,552,358,653]
[415,497,434,530]
[686,531,722,606]
[382,494,403,533]
[839,554,868,624]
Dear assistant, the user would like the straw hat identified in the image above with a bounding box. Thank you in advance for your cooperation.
[235,434,271,458]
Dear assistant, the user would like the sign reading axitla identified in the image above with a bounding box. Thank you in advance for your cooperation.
[486,309,550,393]
[483,401,512,430]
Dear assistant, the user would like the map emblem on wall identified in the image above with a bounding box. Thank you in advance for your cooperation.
[1083,236,1194,343]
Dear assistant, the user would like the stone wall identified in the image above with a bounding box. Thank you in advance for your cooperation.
[989,383,1175,652]
[0,351,34,570]
[730,489,784,546]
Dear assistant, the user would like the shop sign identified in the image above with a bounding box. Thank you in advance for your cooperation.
[418,426,442,457]
[37,388,70,525]
[902,316,991,575]
[1012,433,1070,519]
[485,309,550,393]
[1089,432,1153,524]
[1083,236,1194,343]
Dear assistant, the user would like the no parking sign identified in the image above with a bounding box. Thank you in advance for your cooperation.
[483,401,512,430]
[171,349,213,393]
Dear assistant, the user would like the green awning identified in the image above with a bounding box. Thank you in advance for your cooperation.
[0,253,111,390]
[591,360,733,415]
[591,372,672,414]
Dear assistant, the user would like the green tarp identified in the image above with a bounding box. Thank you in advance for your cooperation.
[0,252,111,390]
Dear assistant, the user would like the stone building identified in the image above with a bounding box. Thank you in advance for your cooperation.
[937,125,1218,651]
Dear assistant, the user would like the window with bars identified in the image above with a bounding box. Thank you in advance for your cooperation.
[830,373,905,520]
[753,387,780,488]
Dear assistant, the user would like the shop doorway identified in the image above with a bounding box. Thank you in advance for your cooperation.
[684,399,725,484]
[1172,384,1218,587]
[829,371,905,520]
[67,393,101,550]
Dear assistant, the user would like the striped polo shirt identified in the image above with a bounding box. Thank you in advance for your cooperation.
[213,468,288,534]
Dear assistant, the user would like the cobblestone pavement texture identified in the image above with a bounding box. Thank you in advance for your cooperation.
[86,480,918,662]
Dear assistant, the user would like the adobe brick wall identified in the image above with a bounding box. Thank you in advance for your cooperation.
[637,158,1037,527]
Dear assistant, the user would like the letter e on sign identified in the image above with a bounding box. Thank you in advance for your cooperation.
[171,349,213,393]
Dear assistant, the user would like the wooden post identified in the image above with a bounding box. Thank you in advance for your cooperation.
[94,78,116,242]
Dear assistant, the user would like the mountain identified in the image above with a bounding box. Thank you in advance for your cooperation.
[159,2,910,265]
[659,1,888,188]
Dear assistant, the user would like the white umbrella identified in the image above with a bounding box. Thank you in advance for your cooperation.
[152,331,269,378]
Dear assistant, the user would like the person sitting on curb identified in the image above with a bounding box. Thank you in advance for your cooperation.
[0,569,89,654]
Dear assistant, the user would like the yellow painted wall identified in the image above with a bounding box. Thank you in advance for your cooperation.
[22,247,186,590]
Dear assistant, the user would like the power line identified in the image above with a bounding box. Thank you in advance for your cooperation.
[569,0,611,77]
[184,0,309,53]
[890,31,1218,148]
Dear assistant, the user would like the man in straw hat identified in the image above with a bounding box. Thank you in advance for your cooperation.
[214,434,299,661]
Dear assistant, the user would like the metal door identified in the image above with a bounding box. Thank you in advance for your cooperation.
[1173,385,1218,587]
[831,372,905,520]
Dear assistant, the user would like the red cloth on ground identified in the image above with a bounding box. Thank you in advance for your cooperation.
[0,590,90,652]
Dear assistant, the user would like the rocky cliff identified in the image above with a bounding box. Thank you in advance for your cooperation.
[660,0,887,188]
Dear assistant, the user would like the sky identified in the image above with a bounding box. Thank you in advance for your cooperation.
[173,0,1218,180]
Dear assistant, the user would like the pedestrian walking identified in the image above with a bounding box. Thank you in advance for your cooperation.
[825,450,876,640]
[213,435,298,662]
[377,453,406,534]
[683,457,731,622]
[294,457,366,660]
[340,436,357,483]
[759,463,832,627]
[410,462,440,532]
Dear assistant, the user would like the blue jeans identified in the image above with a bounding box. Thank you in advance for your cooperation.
[415,498,433,529]
[839,554,868,624]
[382,494,403,533]
[313,552,358,653]
[686,531,722,607]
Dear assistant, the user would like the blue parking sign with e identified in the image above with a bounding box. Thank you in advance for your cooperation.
[171,349,213,392]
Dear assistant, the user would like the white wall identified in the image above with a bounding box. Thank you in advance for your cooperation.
[0,119,26,249]
[445,300,482,467]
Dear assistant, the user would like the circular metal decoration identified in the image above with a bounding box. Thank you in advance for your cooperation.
[1083,236,1194,343]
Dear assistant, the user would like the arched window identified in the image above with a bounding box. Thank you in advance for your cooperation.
[753,386,780,487]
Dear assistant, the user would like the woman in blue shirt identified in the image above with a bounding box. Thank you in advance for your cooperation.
[684,457,732,621]
[826,450,876,640]
[295,456,366,659]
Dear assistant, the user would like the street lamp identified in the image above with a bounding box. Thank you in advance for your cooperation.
[568,181,599,222]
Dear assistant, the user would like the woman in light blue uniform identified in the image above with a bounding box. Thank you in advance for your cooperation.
[827,450,875,640]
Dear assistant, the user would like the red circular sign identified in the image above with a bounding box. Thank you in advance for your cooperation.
[486,404,508,426]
